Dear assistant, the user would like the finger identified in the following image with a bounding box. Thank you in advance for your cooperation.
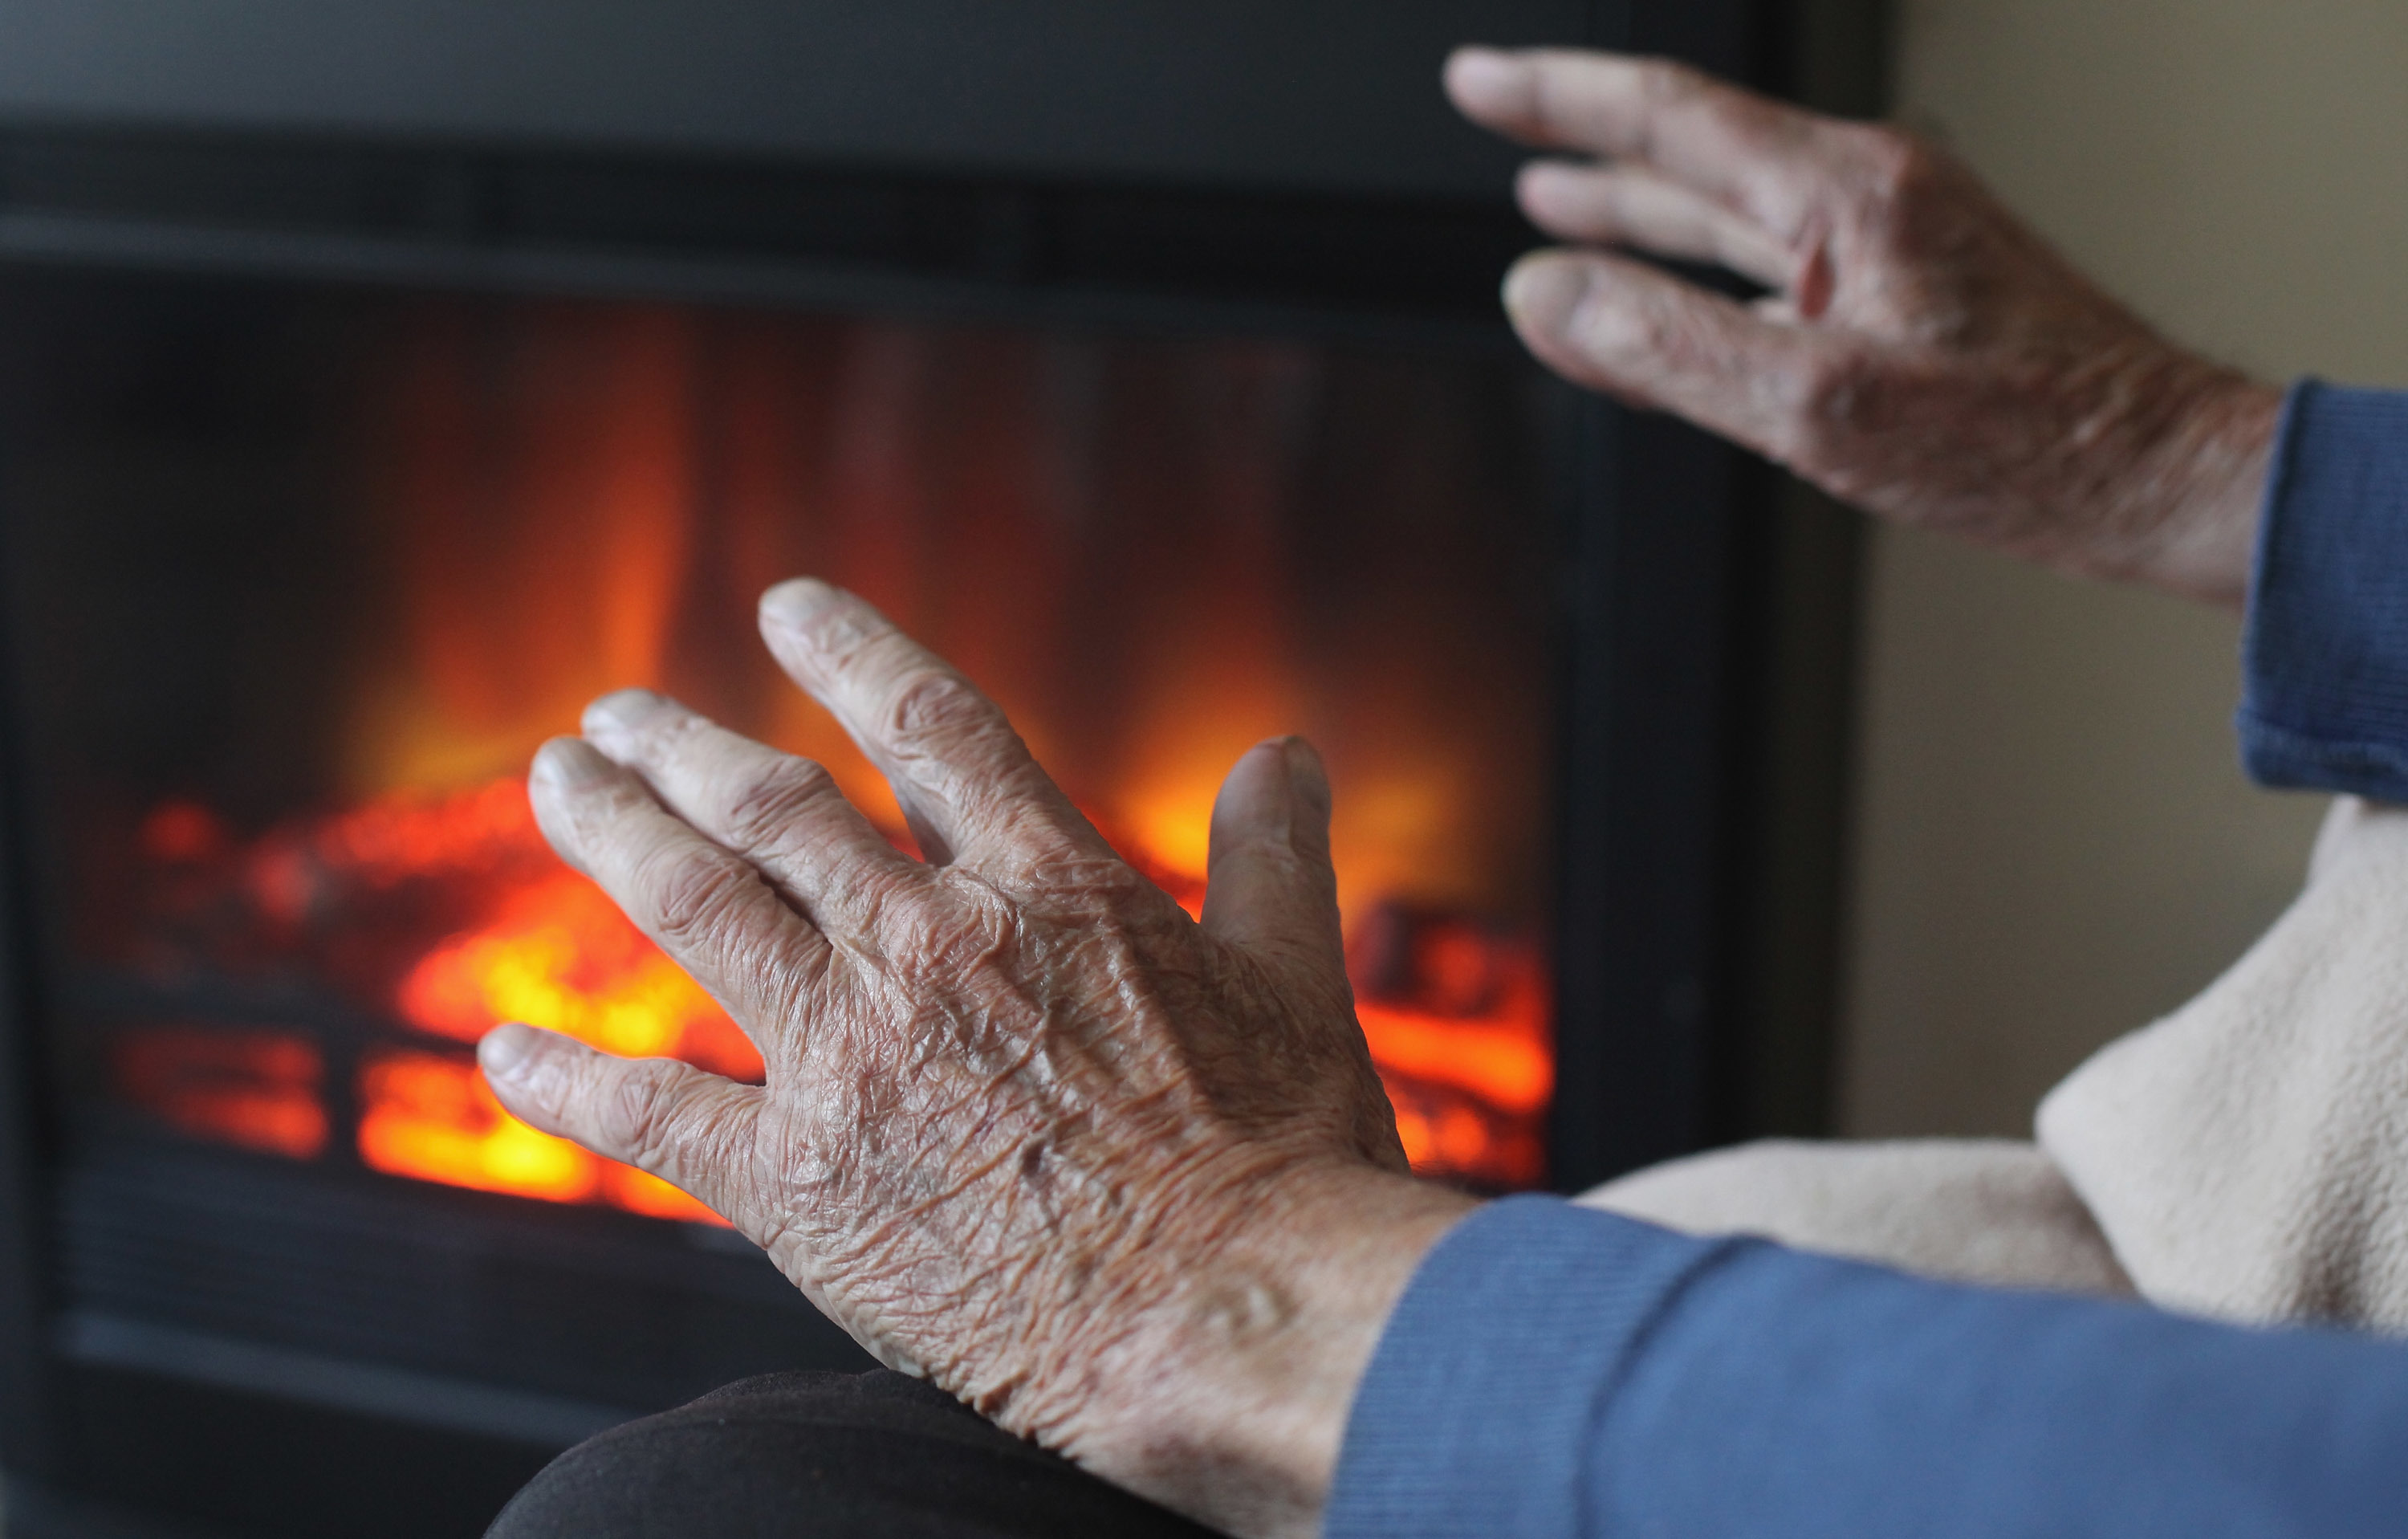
[1202,737,1345,985]
[529,736,833,1041]
[1517,161,1796,291]
[756,579,1112,874]
[481,1024,764,1228]
[1502,247,1841,466]
[581,689,927,945]
[1446,47,1836,234]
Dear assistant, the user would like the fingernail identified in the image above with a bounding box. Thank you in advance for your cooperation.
[1281,737,1332,820]
[531,736,610,791]
[1503,252,1595,340]
[759,577,841,634]
[479,1024,536,1081]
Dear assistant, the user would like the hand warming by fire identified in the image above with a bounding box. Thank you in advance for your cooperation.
[100,311,1556,1220]
[37,24,2408,1539]
[113,715,1548,1217]
[482,578,1474,1533]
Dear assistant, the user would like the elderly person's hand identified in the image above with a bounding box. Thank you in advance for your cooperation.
[1446,47,2283,609]
[477,579,1474,1539]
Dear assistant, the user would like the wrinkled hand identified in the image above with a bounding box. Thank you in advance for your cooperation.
[478,579,1473,1538]
[1447,47,2282,607]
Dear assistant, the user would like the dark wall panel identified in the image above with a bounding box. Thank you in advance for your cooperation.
[0,0,1589,198]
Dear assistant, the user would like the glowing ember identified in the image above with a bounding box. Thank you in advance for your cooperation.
[336,776,1549,1197]
[1353,915,1552,1187]
[101,307,1557,1207]
[358,1044,720,1223]
[113,1026,329,1161]
[397,867,762,1078]
[286,780,755,1219]
[115,769,1552,1204]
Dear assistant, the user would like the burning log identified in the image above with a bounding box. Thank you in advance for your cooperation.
[101,769,1553,1215]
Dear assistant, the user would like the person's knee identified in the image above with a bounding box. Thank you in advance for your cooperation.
[487,1371,1215,1538]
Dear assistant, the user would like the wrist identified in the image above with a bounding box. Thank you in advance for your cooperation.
[2093,356,2283,609]
[1065,1162,1478,1539]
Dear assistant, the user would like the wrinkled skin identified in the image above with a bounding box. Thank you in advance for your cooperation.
[1446,47,2282,608]
[482,48,2295,1539]
[482,579,1472,1539]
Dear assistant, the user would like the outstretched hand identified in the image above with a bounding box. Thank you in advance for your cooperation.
[1447,47,2282,607]
[479,579,1472,1539]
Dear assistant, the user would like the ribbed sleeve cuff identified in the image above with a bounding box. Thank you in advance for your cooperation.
[1324,1196,1738,1539]
[2239,381,2408,800]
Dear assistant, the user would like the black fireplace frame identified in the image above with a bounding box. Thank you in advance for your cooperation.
[0,2,1874,1533]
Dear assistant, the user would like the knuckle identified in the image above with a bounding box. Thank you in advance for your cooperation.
[1623,60,1694,159]
[1783,352,1882,466]
[1633,56,1705,111]
[1796,351,1861,423]
[820,625,911,698]
[828,861,925,943]
[1580,286,1702,373]
[1020,842,1154,910]
[596,1060,686,1162]
[640,841,754,955]
[720,755,839,852]
[1857,126,1946,212]
[893,898,1010,976]
[885,668,993,744]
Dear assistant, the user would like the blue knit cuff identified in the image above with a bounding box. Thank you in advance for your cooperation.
[2239,381,2408,800]
[1324,1196,1739,1539]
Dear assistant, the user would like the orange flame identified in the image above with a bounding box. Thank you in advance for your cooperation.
[396,867,762,1079]
[328,775,1548,1200]
[319,779,757,1221]
[110,304,1556,1204]
[358,1044,721,1223]
[114,1027,329,1161]
[120,775,1551,1196]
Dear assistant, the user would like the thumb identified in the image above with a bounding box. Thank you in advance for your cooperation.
[1200,737,1347,985]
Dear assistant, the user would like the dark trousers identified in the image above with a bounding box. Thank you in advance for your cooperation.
[486,1371,1222,1538]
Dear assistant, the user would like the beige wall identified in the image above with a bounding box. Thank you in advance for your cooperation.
[1839,1,2408,1137]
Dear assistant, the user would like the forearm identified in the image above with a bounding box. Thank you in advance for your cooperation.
[1328,1199,2408,1539]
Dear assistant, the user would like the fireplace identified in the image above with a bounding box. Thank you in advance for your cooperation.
[0,3,1865,1534]
[26,282,1558,1193]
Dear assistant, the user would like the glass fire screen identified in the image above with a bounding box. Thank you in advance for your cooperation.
[0,273,1558,1220]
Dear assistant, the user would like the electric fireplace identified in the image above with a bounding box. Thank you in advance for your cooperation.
[0,3,1868,1534]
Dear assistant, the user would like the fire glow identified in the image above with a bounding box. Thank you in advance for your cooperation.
[105,303,1555,1211]
[120,775,1548,1209]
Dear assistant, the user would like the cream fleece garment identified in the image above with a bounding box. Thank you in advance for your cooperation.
[1583,1137,2133,1296]
[1581,796,2408,1333]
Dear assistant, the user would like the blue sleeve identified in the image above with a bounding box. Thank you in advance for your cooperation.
[1326,1197,2408,1538]
[2239,381,2408,798]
